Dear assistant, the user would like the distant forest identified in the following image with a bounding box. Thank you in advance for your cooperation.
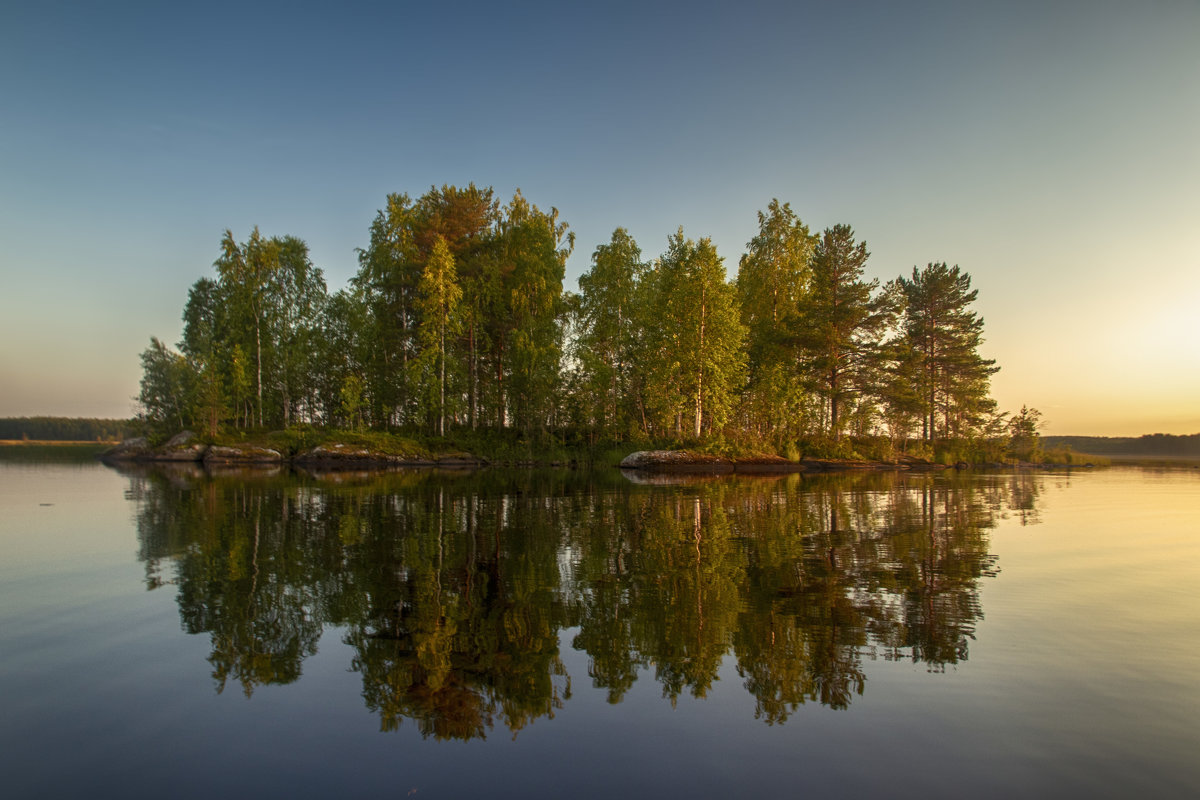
[1042,434,1200,457]
[0,417,133,442]
[135,186,1020,460]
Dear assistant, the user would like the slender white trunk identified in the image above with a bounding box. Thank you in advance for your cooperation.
[694,291,706,438]
[439,315,446,436]
[255,315,263,427]
[469,320,477,430]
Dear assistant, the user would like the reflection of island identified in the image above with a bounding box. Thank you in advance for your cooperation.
[128,465,1039,736]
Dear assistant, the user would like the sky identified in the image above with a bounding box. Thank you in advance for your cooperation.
[1,0,1197,436]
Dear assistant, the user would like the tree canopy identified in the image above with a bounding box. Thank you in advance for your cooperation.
[136,189,1020,460]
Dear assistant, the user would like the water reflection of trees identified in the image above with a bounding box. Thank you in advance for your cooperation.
[127,465,1036,736]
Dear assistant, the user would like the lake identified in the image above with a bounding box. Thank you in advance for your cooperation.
[1,459,1197,798]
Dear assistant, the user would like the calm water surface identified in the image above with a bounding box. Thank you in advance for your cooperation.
[1,461,1197,798]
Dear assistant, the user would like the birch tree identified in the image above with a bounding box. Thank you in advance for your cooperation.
[411,236,463,436]
[575,228,645,436]
[641,229,746,438]
[736,200,816,442]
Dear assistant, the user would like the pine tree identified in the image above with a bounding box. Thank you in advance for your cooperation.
[896,263,998,443]
[797,225,893,440]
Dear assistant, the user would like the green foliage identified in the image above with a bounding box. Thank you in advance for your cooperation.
[637,229,747,439]
[192,357,227,438]
[318,288,371,427]
[923,434,1007,466]
[161,228,329,434]
[138,337,192,436]
[903,441,934,461]
[1007,405,1042,462]
[734,200,820,448]
[339,374,366,431]
[494,190,573,433]
[738,200,814,347]
[268,235,328,426]
[849,436,895,462]
[795,436,860,460]
[436,427,573,465]
[348,185,573,434]
[133,188,1017,462]
[1038,447,1111,466]
[894,263,998,443]
[410,236,464,435]
[353,191,422,425]
[737,200,816,444]
[795,225,894,440]
[574,228,645,436]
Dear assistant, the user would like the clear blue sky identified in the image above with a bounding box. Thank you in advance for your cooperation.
[2,0,1197,435]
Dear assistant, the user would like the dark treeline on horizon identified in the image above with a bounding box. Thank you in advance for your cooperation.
[1043,433,1200,457]
[136,185,1028,459]
[0,417,133,442]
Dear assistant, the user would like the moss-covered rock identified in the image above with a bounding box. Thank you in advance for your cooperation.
[99,437,153,461]
[619,449,944,474]
[204,444,283,464]
[731,455,807,473]
[435,454,488,468]
[619,450,735,473]
[294,443,435,466]
[158,431,208,462]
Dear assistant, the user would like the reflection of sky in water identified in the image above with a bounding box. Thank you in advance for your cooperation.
[0,463,1196,798]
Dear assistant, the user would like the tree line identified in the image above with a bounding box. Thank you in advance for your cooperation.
[138,185,1014,458]
[1042,433,1200,457]
[0,417,133,442]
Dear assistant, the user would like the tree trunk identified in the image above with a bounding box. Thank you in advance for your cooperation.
[255,314,263,427]
[496,346,506,428]
[469,320,477,430]
[830,365,839,441]
[438,317,446,437]
[695,291,706,439]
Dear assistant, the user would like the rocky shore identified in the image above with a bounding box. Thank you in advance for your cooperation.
[99,431,488,469]
[617,450,1095,472]
[619,450,953,473]
[100,435,1090,473]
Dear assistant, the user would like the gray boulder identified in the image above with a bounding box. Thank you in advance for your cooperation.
[159,431,208,461]
[619,450,734,473]
[204,445,283,464]
[99,437,152,461]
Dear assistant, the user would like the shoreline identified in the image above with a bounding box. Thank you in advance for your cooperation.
[89,435,1103,473]
[97,434,491,469]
